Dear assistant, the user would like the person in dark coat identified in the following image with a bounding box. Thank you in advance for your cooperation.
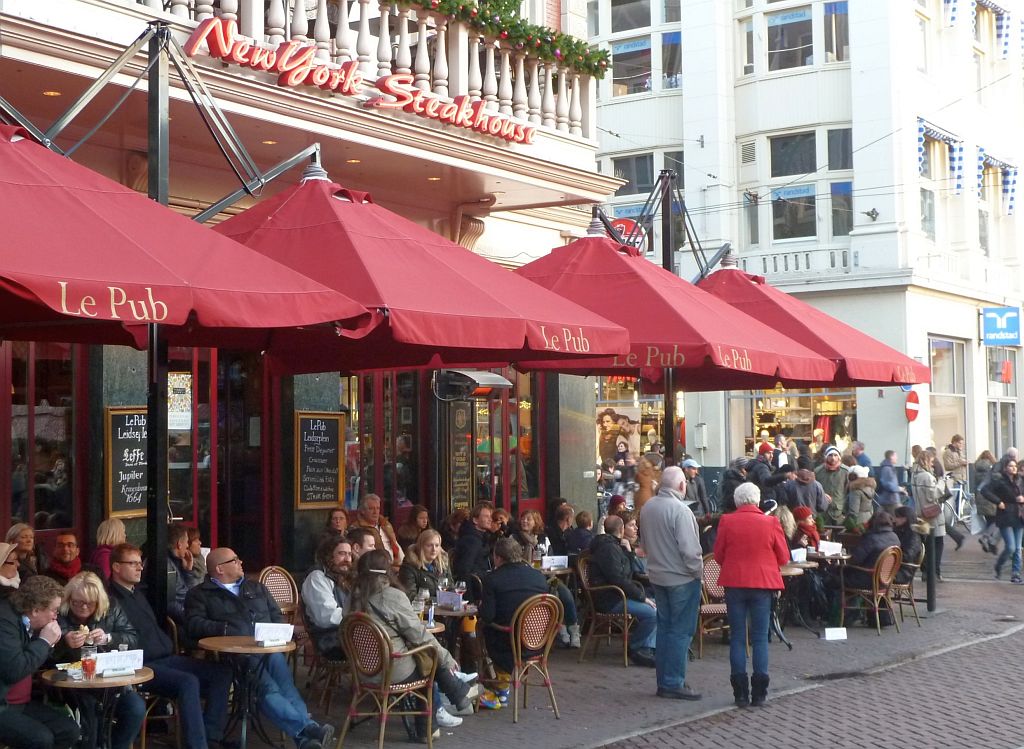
[842,511,901,590]
[745,454,790,508]
[185,548,333,749]
[989,458,1024,582]
[453,502,495,583]
[588,516,656,666]
[479,538,549,675]
[875,450,908,509]
[718,459,748,513]
[55,571,144,749]
[0,575,79,749]
[892,506,924,584]
[41,533,100,586]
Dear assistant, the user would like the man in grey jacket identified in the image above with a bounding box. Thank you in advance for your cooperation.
[638,466,704,701]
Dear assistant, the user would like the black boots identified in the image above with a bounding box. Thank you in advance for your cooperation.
[729,674,749,707]
[750,673,770,706]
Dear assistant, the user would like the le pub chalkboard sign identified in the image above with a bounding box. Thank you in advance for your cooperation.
[294,411,345,510]
[105,407,148,519]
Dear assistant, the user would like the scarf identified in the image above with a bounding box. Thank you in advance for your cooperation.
[0,572,20,589]
[48,557,82,581]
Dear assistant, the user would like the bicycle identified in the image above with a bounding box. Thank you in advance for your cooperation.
[941,474,974,532]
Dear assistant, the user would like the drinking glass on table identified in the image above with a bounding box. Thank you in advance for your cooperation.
[439,575,452,592]
[454,580,467,597]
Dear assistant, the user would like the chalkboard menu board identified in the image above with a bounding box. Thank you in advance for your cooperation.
[447,400,474,510]
[105,407,148,519]
[295,411,345,509]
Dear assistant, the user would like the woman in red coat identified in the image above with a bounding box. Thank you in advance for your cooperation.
[713,482,790,708]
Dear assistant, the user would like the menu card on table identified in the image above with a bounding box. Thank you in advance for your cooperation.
[96,649,145,677]
[255,622,294,646]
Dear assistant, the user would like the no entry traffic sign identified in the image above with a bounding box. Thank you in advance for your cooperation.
[905,390,920,422]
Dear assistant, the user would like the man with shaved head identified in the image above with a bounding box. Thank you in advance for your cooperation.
[185,548,333,749]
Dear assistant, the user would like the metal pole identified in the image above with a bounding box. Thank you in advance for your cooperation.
[925,528,936,612]
[659,170,676,465]
[145,24,170,622]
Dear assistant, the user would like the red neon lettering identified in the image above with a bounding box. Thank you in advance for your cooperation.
[370,74,417,108]
[184,17,233,57]
[228,39,253,65]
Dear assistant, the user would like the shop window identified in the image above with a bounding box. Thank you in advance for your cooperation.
[613,153,655,195]
[830,181,852,237]
[825,2,849,62]
[612,37,652,96]
[741,20,754,75]
[744,191,760,246]
[10,342,75,529]
[930,336,967,445]
[662,32,681,89]
[988,401,1017,457]
[827,128,852,171]
[987,346,1018,398]
[611,0,650,33]
[771,184,816,240]
[663,0,680,23]
[587,0,599,37]
[770,131,816,177]
[767,7,812,71]
[166,348,214,532]
[978,208,990,254]
[921,188,935,240]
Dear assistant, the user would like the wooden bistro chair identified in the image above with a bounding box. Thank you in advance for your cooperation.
[259,565,307,673]
[890,544,925,627]
[486,593,564,723]
[576,552,634,667]
[840,546,903,635]
[698,554,729,658]
[337,612,440,749]
[139,618,185,749]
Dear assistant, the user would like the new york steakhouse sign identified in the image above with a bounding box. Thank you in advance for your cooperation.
[185,19,537,145]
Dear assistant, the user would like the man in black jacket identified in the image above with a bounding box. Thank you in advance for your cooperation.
[480,538,549,674]
[589,516,657,667]
[453,502,495,582]
[0,575,79,749]
[109,543,233,749]
[185,548,333,749]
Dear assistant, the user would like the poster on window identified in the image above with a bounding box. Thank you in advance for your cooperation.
[167,372,192,431]
[596,407,643,465]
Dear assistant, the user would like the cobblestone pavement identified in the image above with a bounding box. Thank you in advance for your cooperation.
[220,533,1024,749]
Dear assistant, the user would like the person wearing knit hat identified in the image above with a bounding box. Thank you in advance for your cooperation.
[790,506,820,549]
[814,445,848,526]
[0,542,19,600]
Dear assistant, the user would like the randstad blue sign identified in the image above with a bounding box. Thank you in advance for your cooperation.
[982,307,1021,346]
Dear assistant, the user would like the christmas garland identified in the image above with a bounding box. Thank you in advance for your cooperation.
[399,0,610,78]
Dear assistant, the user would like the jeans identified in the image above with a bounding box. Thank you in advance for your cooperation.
[148,655,234,748]
[997,526,1024,577]
[258,652,313,738]
[724,588,772,676]
[652,579,701,690]
[552,581,578,626]
[621,599,657,651]
[0,702,80,749]
[74,689,145,749]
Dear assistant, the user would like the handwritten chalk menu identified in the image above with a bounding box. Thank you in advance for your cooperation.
[447,400,474,511]
[295,411,344,509]
[105,407,148,519]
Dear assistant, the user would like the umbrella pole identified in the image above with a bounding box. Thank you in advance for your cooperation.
[659,170,677,465]
[144,25,171,621]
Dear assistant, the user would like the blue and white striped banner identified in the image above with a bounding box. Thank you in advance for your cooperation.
[1003,167,1017,215]
[950,142,965,195]
[996,11,1011,60]
[918,117,964,194]
[944,0,959,26]
[978,146,987,197]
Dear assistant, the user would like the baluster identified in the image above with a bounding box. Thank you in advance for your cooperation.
[413,14,431,90]
[555,66,569,132]
[468,34,482,100]
[497,44,513,115]
[334,0,354,62]
[482,40,497,110]
[432,17,449,97]
[314,0,331,60]
[356,0,375,77]
[394,7,412,73]
[512,52,528,119]
[267,0,287,44]
[569,72,582,136]
[291,0,308,42]
[195,2,215,21]
[377,2,393,77]
[541,62,556,128]
[143,0,162,10]
[168,0,190,17]
[527,58,541,124]
[219,0,238,20]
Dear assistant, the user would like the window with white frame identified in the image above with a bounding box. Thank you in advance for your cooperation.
[921,188,936,240]
[587,0,599,38]
[613,153,655,196]
[611,0,650,32]
[767,7,813,70]
[663,0,680,23]
[770,132,816,177]
[741,20,754,75]
[979,161,999,255]
[827,128,852,170]
[830,182,852,237]
[930,337,967,443]
[611,38,652,96]
[662,32,681,89]
[772,184,816,240]
[824,2,849,62]
[915,11,929,72]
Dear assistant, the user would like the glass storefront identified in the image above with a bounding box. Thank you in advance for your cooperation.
[729,386,857,455]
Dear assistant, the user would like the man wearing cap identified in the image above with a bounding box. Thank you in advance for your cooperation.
[814,446,848,526]
[681,459,712,518]
[638,466,703,701]
[780,469,829,515]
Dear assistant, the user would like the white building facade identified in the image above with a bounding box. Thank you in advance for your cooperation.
[591,0,1024,470]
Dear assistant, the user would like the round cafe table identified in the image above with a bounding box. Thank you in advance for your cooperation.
[199,636,297,749]
[42,667,153,749]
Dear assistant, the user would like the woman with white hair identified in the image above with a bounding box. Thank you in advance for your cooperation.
[713,482,789,708]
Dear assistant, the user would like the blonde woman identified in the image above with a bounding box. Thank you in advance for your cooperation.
[89,518,126,580]
[5,523,42,579]
[56,571,143,749]
[398,529,451,601]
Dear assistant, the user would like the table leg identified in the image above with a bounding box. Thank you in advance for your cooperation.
[770,593,793,651]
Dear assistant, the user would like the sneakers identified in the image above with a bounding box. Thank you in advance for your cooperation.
[557,625,570,647]
[980,537,992,553]
[567,624,582,649]
[454,670,478,683]
[995,565,1003,580]
[434,708,463,728]
[656,684,702,701]
[450,684,481,716]
[297,722,334,749]
[1012,575,1023,585]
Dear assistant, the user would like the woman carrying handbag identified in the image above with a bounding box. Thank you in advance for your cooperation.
[910,451,946,582]
[987,458,1024,583]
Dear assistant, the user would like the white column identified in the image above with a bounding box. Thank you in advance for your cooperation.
[267,0,287,44]
[468,34,482,100]
[432,18,449,98]
[169,0,191,18]
[237,0,263,38]
[395,8,412,74]
[314,0,332,60]
[527,58,541,124]
[446,19,469,97]
[482,40,497,110]
[512,53,528,119]
[376,2,393,78]
[569,73,582,136]
[497,44,513,115]
[541,62,556,128]
[555,66,570,132]
[334,0,354,62]
[290,0,308,41]
[413,15,431,90]
[356,0,375,77]
[219,0,238,21]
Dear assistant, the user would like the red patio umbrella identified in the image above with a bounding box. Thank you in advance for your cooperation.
[696,268,930,386]
[214,176,630,372]
[0,125,375,348]
[513,235,837,390]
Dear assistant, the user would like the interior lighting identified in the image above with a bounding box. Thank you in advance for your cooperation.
[427,176,442,181]
[346,158,361,164]
[42,90,62,97]
[261,139,278,145]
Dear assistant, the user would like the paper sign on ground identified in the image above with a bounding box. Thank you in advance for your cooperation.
[823,627,847,641]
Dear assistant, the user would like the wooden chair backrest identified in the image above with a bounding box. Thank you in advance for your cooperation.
[340,612,389,681]
[259,565,298,612]
[873,546,902,589]
[701,554,724,601]
[510,593,563,662]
